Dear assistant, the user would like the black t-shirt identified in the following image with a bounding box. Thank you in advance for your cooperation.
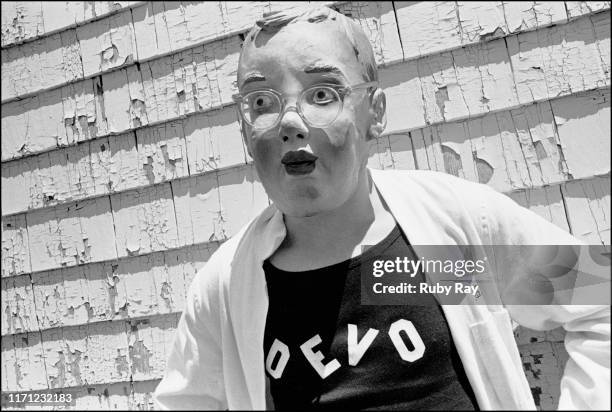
[263,225,479,410]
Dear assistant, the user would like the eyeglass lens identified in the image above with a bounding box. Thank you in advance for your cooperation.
[241,86,342,130]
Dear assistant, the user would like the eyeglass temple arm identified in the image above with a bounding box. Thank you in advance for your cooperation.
[351,80,379,90]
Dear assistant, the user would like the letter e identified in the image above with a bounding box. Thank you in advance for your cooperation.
[300,335,341,379]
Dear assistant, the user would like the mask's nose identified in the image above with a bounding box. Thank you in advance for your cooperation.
[279,109,309,142]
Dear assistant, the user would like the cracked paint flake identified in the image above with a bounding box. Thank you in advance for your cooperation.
[172,172,221,246]
[394,1,462,59]
[12,332,47,391]
[76,9,137,77]
[1,158,35,215]
[1,89,66,161]
[128,314,178,381]
[140,55,179,124]
[84,321,130,384]
[565,1,611,20]
[0,1,43,46]
[451,38,519,116]
[379,62,426,134]
[387,133,416,170]
[136,120,188,185]
[503,2,568,33]
[119,254,163,318]
[184,109,247,174]
[62,265,94,327]
[101,69,134,133]
[334,1,404,65]
[131,2,172,60]
[457,1,508,42]
[417,52,468,123]
[1,335,17,391]
[507,13,610,104]
[110,183,179,258]
[551,88,610,178]
[1,29,83,102]
[508,185,571,233]
[510,100,569,186]
[6,275,39,334]
[562,176,611,244]
[61,79,100,145]
[367,135,394,171]
[126,64,149,127]
[26,197,117,273]
[1,214,32,277]
[108,131,139,193]
[32,270,66,330]
[518,339,568,409]
[217,165,270,238]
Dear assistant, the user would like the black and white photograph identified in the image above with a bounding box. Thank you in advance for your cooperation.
[1,1,610,410]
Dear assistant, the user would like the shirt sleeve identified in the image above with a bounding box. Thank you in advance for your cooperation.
[153,265,228,410]
[481,184,610,410]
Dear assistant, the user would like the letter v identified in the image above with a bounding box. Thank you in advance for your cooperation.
[348,324,379,366]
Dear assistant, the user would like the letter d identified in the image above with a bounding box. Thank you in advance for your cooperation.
[266,339,290,379]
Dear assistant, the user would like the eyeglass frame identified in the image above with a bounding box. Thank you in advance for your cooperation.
[231,80,379,131]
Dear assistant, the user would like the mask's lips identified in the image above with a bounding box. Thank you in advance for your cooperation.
[281,151,318,165]
[281,151,318,175]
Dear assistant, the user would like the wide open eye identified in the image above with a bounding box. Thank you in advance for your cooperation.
[308,87,338,106]
[248,92,276,113]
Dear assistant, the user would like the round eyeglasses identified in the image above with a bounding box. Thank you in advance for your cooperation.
[232,81,378,131]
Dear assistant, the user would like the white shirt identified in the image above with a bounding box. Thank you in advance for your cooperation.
[154,169,610,410]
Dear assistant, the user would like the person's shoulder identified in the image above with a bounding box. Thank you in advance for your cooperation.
[371,168,495,199]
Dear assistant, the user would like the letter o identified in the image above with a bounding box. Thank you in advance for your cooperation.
[388,319,425,362]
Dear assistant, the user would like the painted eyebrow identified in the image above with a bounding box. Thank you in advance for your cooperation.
[303,63,346,77]
[240,73,266,88]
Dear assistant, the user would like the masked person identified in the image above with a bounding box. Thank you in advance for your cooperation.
[154,6,610,410]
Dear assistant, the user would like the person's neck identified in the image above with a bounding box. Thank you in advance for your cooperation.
[277,167,395,268]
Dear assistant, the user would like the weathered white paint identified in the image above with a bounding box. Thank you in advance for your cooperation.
[565,1,612,19]
[1,315,178,391]
[509,186,571,233]
[184,108,247,174]
[77,9,138,78]
[334,2,404,65]
[136,120,188,185]
[1,214,31,277]
[3,12,610,162]
[1,1,44,46]
[110,183,179,258]
[1,89,609,277]
[1,242,214,337]
[551,87,610,179]
[457,1,508,43]
[26,197,117,273]
[11,331,47,391]
[172,172,223,246]
[562,176,611,244]
[128,315,179,381]
[503,2,568,33]
[216,165,270,237]
[1,30,82,101]
[507,13,609,104]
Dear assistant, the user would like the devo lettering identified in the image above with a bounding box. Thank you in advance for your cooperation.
[265,319,425,379]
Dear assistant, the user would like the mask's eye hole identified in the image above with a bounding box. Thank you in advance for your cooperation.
[252,94,273,111]
[309,87,337,105]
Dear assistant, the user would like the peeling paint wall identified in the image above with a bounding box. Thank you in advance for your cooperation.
[1,1,610,410]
